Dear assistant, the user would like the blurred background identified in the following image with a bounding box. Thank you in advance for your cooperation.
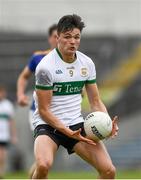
[0,0,141,178]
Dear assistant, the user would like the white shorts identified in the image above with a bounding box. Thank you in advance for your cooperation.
[29,110,34,131]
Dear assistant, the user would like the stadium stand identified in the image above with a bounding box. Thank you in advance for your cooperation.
[99,45,141,117]
[108,74,141,118]
[106,112,141,169]
[0,32,140,102]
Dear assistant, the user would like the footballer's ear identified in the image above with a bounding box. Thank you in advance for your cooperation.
[56,33,61,46]
[56,31,60,38]
[56,34,59,41]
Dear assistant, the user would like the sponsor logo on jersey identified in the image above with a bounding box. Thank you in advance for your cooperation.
[55,69,63,74]
[53,84,82,94]
[80,68,88,77]
[53,81,85,95]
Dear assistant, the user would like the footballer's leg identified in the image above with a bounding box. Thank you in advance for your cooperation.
[32,135,58,179]
[73,141,116,179]
[28,110,36,179]
[29,162,36,179]
[0,146,7,178]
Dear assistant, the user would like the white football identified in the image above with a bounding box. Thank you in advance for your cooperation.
[84,111,112,141]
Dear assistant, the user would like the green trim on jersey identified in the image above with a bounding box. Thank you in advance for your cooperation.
[35,85,53,90]
[86,79,96,84]
[0,114,10,120]
[53,81,85,95]
[56,48,63,60]
[56,48,76,64]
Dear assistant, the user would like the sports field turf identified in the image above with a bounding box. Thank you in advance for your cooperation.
[5,170,141,179]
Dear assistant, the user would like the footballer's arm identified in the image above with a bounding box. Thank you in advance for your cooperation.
[85,83,118,137]
[36,89,95,145]
[17,66,32,106]
[85,83,107,113]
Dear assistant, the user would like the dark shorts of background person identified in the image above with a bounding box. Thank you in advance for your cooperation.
[0,141,10,147]
[34,122,86,154]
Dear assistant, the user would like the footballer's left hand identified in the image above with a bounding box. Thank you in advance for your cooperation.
[111,116,119,138]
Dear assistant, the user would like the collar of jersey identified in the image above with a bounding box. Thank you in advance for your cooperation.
[56,48,77,64]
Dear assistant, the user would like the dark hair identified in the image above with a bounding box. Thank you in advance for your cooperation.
[57,14,85,34]
[48,24,57,37]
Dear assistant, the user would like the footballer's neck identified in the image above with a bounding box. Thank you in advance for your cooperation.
[57,47,76,63]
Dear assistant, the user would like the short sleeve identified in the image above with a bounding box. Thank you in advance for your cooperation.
[86,60,96,84]
[35,65,53,90]
[28,55,37,72]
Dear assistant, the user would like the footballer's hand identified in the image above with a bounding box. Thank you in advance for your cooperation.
[70,128,96,145]
[111,116,119,138]
[17,94,29,106]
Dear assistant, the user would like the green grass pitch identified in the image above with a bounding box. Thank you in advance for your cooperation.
[5,169,141,179]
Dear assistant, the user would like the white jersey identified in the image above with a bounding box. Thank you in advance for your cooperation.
[0,99,14,142]
[33,48,96,129]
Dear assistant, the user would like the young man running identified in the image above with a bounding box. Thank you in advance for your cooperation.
[32,14,118,179]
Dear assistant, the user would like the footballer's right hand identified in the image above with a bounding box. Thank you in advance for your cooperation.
[70,128,96,145]
[17,94,29,106]
[111,116,119,138]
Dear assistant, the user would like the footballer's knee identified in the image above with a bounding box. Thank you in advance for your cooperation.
[36,159,52,176]
[99,164,116,178]
[105,165,116,178]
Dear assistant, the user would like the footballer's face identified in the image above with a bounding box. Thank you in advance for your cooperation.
[48,30,58,49]
[0,89,6,101]
[57,28,81,56]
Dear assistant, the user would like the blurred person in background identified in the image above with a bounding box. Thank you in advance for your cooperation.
[17,24,58,131]
[0,86,17,178]
[16,24,58,178]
